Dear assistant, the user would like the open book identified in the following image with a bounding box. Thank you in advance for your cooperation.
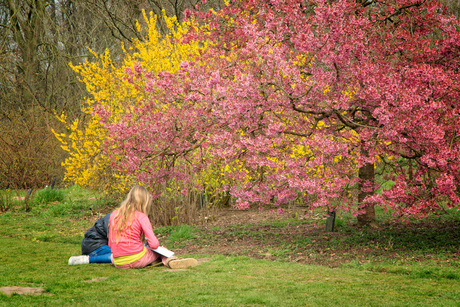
[148,246,175,258]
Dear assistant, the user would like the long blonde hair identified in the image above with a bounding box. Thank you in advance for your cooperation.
[111,185,153,241]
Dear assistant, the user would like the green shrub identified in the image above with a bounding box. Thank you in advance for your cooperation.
[33,188,65,206]
[168,224,198,246]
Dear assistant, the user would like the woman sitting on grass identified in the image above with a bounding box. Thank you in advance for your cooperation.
[108,185,197,269]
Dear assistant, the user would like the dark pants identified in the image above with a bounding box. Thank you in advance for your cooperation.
[89,245,112,263]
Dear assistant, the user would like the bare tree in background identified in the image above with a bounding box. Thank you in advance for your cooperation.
[84,0,228,40]
[0,0,127,188]
[0,0,224,189]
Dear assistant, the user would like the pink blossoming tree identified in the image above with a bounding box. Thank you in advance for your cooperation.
[96,0,460,225]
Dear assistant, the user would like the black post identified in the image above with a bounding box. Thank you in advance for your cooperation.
[50,177,56,189]
[325,211,336,232]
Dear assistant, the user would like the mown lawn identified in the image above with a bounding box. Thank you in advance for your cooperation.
[0,186,459,306]
[1,235,459,306]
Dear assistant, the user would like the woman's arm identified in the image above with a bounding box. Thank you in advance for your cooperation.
[139,213,160,249]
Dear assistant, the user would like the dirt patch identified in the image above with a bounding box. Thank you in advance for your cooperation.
[173,207,460,268]
[201,207,314,226]
[83,277,108,283]
[0,286,45,296]
[175,208,332,263]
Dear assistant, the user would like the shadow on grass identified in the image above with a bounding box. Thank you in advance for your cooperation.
[340,214,460,253]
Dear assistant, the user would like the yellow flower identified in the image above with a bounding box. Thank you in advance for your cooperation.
[53,10,203,194]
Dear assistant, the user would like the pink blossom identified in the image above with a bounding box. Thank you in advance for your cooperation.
[97,0,460,222]
[234,200,250,210]
[134,62,142,75]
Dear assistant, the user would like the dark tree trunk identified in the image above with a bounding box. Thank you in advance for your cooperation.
[357,162,376,226]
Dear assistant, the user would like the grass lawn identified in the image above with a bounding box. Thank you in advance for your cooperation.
[0,186,459,306]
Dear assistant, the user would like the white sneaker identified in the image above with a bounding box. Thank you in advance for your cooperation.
[68,255,90,265]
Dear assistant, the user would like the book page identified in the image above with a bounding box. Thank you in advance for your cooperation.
[151,246,175,258]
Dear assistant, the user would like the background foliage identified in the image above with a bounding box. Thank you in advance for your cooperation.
[1,0,460,225]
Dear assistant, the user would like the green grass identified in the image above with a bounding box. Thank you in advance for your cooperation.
[32,188,65,206]
[0,235,458,306]
[0,186,459,306]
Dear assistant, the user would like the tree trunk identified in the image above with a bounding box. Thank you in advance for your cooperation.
[357,162,376,226]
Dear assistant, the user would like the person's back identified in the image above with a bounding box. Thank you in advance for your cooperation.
[109,210,159,259]
[82,212,111,255]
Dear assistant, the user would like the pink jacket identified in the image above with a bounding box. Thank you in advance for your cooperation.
[108,210,160,258]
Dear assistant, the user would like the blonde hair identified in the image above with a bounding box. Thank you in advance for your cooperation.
[111,185,153,242]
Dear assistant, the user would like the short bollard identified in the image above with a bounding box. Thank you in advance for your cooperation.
[325,211,336,232]
[50,177,56,189]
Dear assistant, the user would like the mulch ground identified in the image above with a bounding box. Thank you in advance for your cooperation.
[172,208,460,268]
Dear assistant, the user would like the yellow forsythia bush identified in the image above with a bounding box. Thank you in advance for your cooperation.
[53,11,205,195]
